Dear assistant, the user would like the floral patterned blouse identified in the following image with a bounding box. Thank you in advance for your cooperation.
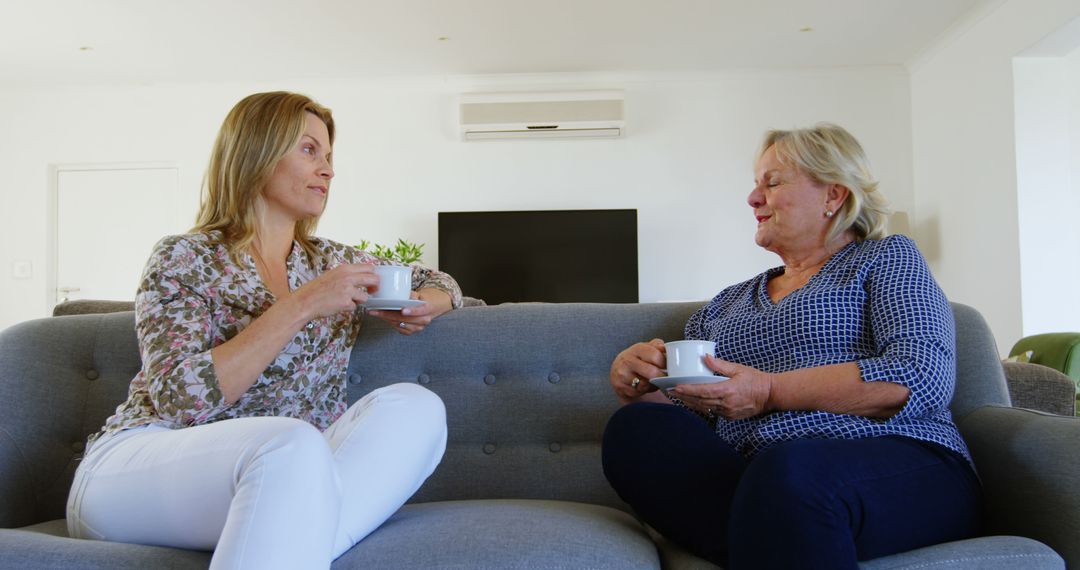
[87,231,462,450]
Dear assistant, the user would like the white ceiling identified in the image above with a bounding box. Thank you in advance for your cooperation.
[1,0,995,86]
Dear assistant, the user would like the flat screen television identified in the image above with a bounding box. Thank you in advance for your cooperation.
[438,209,638,304]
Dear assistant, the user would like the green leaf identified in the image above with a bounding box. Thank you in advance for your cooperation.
[356,238,424,264]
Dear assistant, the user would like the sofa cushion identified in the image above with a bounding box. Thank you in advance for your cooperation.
[0,519,210,569]
[335,499,660,569]
[647,522,1061,570]
[8,515,1060,570]
[3,500,660,569]
[859,536,1063,569]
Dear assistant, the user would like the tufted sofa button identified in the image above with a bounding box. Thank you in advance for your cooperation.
[547,372,560,384]
[72,441,85,453]
[417,374,430,385]
[483,374,496,386]
[85,369,99,381]
[549,442,562,453]
[348,374,362,385]
[482,443,496,455]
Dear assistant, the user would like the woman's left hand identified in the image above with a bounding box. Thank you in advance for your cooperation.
[367,288,453,336]
[672,355,774,420]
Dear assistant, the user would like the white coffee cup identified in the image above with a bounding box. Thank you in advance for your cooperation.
[371,265,413,300]
[665,340,716,378]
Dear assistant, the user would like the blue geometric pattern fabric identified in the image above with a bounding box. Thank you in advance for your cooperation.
[684,235,970,463]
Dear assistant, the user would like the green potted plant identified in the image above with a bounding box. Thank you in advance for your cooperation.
[356,238,425,264]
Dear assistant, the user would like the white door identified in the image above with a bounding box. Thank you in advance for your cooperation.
[54,166,185,305]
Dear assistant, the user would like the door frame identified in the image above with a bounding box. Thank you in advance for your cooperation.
[46,162,180,308]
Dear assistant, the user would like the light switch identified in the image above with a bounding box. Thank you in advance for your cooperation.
[12,260,32,279]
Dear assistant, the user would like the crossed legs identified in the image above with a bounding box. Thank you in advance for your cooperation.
[67,383,446,569]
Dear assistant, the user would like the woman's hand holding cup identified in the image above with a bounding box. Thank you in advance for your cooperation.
[609,339,666,404]
[290,263,378,319]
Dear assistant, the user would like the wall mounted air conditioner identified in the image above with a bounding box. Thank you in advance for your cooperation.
[459,90,624,141]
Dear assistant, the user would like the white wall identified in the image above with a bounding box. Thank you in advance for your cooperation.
[910,0,1080,355]
[0,68,914,332]
[1013,53,1080,337]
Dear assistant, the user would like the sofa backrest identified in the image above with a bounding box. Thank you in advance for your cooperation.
[348,302,1013,510]
[348,302,700,512]
[0,302,1012,527]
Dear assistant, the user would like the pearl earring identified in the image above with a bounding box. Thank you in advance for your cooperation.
[825,210,834,218]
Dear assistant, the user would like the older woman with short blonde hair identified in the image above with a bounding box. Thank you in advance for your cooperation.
[602,123,980,568]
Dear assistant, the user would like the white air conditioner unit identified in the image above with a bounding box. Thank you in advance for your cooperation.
[459,90,625,141]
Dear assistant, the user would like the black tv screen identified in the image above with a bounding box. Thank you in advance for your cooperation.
[438,209,638,304]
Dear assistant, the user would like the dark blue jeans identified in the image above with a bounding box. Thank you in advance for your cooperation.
[601,403,982,569]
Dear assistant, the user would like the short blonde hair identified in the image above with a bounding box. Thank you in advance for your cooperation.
[193,91,335,262]
[758,123,890,243]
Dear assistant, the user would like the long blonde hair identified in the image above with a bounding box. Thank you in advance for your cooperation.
[193,91,335,262]
[758,123,890,243]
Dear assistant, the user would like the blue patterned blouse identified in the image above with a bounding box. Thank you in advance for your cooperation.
[683,235,971,463]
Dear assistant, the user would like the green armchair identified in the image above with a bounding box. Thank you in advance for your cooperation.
[1010,334,1080,386]
[1010,333,1080,384]
[1009,333,1080,414]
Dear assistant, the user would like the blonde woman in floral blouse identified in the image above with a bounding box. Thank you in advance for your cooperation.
[65,92,462,569]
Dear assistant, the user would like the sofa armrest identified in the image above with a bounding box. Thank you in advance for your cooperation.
[1003,362,1076,416]
[958,406,1080,566]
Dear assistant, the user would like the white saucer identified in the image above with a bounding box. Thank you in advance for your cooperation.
[649,375,729,390]
[362,298,426,311]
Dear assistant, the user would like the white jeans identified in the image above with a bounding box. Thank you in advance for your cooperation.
[67,383,446,570]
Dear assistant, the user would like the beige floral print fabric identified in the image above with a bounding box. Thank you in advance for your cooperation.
[88,231,461,448]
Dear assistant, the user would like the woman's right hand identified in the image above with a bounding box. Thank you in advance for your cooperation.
[610,339,667,404]
[209,263,380,407]
[290,263,380,319]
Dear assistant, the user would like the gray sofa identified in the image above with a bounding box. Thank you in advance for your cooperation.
[1,302,1077,569]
